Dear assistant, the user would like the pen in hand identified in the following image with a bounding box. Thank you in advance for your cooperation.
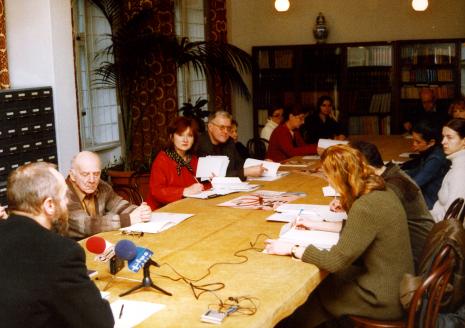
[119,304,125,319]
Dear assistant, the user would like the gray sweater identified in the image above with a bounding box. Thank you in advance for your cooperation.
[302,189,414,320]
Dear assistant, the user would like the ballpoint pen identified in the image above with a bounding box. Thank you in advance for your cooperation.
[119,304,125,319]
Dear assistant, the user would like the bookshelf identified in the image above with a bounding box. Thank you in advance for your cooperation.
[397,40,461,131]
[252,39,465,137]
[344,44,392,134]
[252,45,342,137]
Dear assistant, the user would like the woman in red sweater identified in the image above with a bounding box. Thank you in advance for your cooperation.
[147,117,205,210]
[266,104,317,162]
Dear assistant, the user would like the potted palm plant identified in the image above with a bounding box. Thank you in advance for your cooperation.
[90,0,252,173]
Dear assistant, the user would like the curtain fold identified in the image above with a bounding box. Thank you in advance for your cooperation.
[0,0,10,89]
[207,0,231,113]
[126,0,177,169]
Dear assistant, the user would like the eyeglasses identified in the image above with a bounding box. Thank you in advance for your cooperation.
[210,121,232,132]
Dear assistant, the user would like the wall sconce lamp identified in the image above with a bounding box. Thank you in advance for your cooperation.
[275,0,290,12]
[411,0,428,11]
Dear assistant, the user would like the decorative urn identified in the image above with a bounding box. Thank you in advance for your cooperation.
[313,12,329,44]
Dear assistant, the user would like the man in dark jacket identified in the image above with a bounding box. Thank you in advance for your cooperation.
[0,162,114,328]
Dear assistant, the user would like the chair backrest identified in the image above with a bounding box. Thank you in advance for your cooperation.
[407,245,455,328]
[111,172,144,205]
[247,138,268,160]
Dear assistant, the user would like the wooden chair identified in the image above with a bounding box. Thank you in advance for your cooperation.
[247,137,268,160]
[348,245,455,328]
[111,172,144,205]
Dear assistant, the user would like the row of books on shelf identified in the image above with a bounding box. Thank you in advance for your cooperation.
[401,85,455,99]
[347,70,391,85]
[347,46,392,67]
[369,93,391,113]
[401,44,455,65]
[349,115,391,135]
[401,69,453,83]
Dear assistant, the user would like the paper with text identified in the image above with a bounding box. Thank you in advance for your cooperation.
[279,228,340,250]
[273,204,347,221]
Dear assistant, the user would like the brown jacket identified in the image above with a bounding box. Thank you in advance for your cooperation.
[66,177,136,239]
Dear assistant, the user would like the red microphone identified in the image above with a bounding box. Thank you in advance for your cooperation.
[85,236,115,262]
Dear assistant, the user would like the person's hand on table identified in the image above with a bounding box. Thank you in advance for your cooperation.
[264,239,305,259]
[245,164,267,177]
[130,202,152,224]
[183,183,204,196]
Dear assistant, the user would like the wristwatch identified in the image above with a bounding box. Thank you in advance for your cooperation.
[291,244,300,259]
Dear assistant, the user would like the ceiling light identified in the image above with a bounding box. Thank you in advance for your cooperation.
[412,0,428,11]
[275,0,290,12]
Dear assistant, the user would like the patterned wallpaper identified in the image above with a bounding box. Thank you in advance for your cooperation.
[0,0,9,89]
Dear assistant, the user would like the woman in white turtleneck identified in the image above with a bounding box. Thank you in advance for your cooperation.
[431,118,465,222]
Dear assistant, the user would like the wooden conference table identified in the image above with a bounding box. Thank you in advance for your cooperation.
[84,135,412,328]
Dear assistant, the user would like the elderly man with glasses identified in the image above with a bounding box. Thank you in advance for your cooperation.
[197,111,265,180]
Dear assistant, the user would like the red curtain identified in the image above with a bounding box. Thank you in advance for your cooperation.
[0,0,10,89]
[206,0,231,113]
[125,0,178,169]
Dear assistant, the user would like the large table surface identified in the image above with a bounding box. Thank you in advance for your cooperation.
[84,135,412,328]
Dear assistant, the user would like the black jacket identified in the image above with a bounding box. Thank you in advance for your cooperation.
[0,214,114,328]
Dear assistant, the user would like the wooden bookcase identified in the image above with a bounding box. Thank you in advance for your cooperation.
[252,39,465,137]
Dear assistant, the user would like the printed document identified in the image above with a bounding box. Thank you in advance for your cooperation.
[120,212,193,233]
[196,156,229,178]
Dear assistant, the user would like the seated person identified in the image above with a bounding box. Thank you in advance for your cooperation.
[401,119,449,209]
[266,104,317,162]
[147,117,205,210]
[0,205,7,219]
[265,145,413,326]
[66,151,151,239]
[301,95,346,144]
[448,97,465,119]
[431,118,465,222]
[0,162,114,327]
[403,88,448,133]
[197,111,265,180]
[351,140,434,270]
[260,106,284,141]
[230,119,249,160]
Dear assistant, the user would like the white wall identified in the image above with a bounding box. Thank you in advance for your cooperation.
[5,0,79,175]
[228,0,465,142]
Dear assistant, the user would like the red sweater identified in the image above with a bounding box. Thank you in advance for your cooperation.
[146,151,199,210]
[266,124,317,162]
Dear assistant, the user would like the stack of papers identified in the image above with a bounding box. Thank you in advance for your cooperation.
[111,300,165,328]
[187,177,260,199]
[196,156,229,178]
[248,171,289,182]
[317,138,349,149]
[268,204,347,222]
[279,228,340,250]
[120,212,193,233]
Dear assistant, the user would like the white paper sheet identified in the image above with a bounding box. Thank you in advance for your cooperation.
[243,158,280,177]
[317,138,349,149]
[120,212,193,233]
[196,156,230,178]
[322,185,340,197]
[111,300,165,328]
[274,204,347,221]
[279,228,340,250]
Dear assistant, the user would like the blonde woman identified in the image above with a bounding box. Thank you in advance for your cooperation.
[265,145,413,326]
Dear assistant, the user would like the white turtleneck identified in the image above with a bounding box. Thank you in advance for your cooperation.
[430,148,465,222]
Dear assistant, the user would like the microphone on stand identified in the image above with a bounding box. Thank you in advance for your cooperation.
[85,236,124,275]
[114,239,172,297]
